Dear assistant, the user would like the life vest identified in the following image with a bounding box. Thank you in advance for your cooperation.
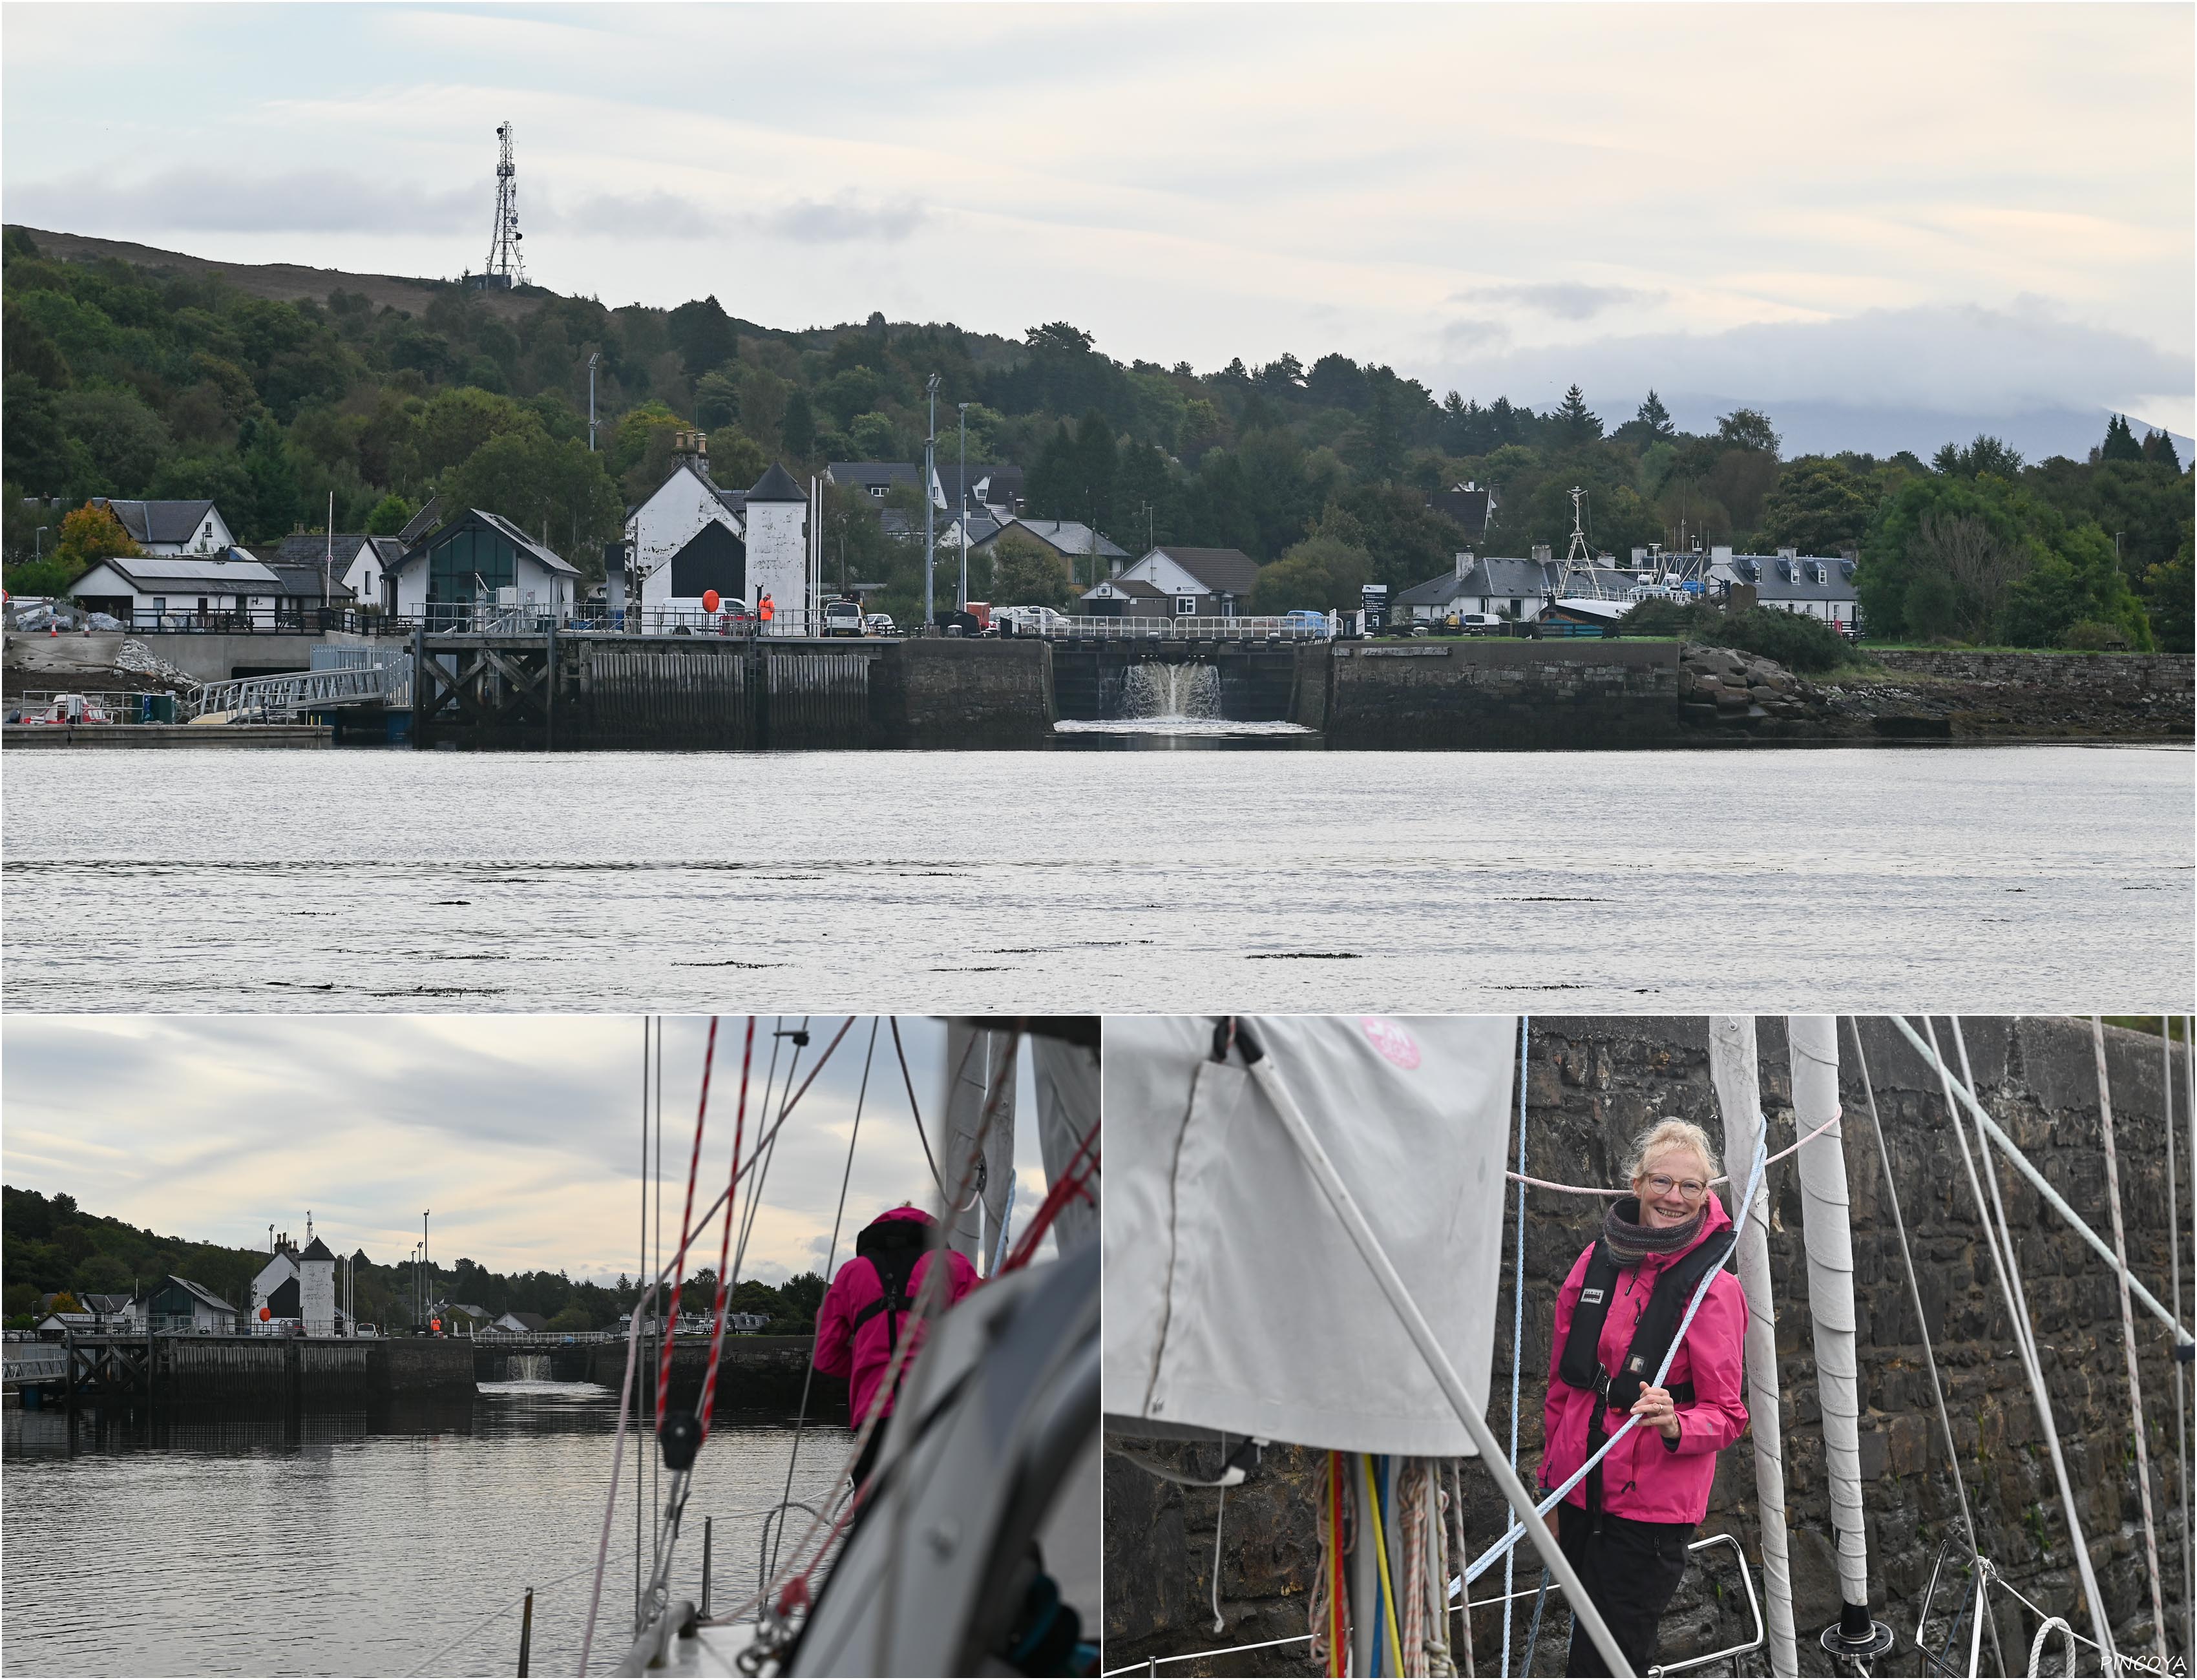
[850,1216,930,1356]
[759,596,775,622]
[1557,1205,1734,1521]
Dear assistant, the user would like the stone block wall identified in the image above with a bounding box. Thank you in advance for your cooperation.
[883,638,1055,748]
[1316,641,1688,749]
[1104,1016,2191,1675]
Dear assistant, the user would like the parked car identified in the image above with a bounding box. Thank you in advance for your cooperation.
[993,605,1072,636]
[1281,609,1330,635]
[1449,612,1505,635]
[821,598,865,636]
[864,613,897,636]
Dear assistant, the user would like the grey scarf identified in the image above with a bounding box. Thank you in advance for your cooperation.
[1601,1195,1705,1268]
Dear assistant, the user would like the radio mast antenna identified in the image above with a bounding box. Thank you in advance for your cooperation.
[479,121,526,289]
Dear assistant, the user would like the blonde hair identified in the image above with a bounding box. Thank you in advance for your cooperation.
[1621,1118,1719,1186]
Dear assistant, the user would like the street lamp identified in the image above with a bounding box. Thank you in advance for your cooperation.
[35,526,50,563]
[587,353,602,452]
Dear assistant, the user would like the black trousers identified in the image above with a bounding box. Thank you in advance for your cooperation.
[849,1416,887,1492]
[1557,1503,1694,1677]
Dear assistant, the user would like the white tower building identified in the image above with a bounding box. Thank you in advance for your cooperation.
[298,1235,338,1329]
[743,463,810,630]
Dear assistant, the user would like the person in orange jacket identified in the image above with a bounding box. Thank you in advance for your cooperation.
[759,591,775,625]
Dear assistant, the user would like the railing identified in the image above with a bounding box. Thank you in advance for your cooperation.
[8,690,176,724]
[194,655,412,720]
[1028,615,1330,641]
[103,606,390,636]
[3,1345,68,1383]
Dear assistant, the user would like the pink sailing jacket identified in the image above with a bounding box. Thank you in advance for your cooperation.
[812,1206,980,1428]
[1540,1192,1749,1526]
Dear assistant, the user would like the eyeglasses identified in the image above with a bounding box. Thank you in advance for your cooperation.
[1643,1175,1708,1201]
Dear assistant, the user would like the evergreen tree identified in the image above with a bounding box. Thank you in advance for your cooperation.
[780,389,816,459]
[1636,390,1675,439]
[1365,377,1402,481]
[2100,414,2143,463]
[1554,384,1602,448]
[2140,429,2181,471]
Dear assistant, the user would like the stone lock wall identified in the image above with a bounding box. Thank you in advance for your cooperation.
[1314,641,1689,749]
[1103,1016,2192,1675]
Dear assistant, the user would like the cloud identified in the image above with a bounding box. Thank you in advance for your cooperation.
[1440,318,1511,353]
[0,1014,1044,1286]
[1414,300,2193,450]
[5,169,477,236]
[1458,282,1664,322]
[762,196,929,245]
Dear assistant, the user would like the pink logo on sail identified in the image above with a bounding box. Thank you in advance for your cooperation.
[1361,1016,1420,1069]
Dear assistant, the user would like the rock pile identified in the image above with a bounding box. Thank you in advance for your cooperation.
[1677,642,1829,730]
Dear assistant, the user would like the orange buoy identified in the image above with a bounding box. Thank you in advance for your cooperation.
[260,1306,271,1321]
[703,589,720,613]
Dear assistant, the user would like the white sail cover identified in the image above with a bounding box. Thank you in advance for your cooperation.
[1102,1014,1515,1454]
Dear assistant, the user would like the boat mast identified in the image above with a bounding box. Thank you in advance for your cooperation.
[1559,485,1605,600]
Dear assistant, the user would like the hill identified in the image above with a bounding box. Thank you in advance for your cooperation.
[3,224,2187,648]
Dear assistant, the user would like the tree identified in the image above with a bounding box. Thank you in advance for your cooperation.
[1932,434,2023,479]
[1715,408,1780,456]
[8,499,143,593]
[664,295,737,381]
[2099,414,2143,463]
[1999,520,2153,650]
[58,388,172,495]
[364,493,414,536]
[1249,532,1372,613]
[2141,430,2181,472]
[987,529,1073,610]
[1636,390,1676,439]
[780,388,817,459]
[1858,475,2037,642]
[1553,384,1602,449]
[440,426,625,569]
[2141,526,2193,653]
[693,370,742,433]
[48,1290,81,1315]
[547,1303,593,1333]
[1758,459,1871,554]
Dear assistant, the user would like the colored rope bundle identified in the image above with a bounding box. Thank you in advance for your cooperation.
[1309,1451,1354,1677]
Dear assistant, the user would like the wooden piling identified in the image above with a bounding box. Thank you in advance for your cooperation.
[702,1517,712,1619]
[516,1586,534,1676]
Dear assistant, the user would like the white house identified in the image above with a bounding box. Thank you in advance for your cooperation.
[250,1232,338,1330]
[383,509,580,622]
[625,433,749,618]
[1080,547,1261,617]
[127,1276,240,1335]
[1712,551,1861,630]
[90,498,237,557]
[342,537,406,608]
[68,551,284,626]
[490,1310,549,1334]
[1394,552,1560,624]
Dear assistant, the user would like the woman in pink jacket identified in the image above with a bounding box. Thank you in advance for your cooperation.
[1540,1119,1749,1677]
[812,1204,980,1491]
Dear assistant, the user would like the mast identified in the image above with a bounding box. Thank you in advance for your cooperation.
[1558,485,1604,600]
[481,122,525,288]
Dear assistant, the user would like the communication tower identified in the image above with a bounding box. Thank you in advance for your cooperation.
[472,121,526,291]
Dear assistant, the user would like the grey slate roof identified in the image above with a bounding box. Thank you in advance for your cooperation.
[747,463,808,503]
[264,532,370,569]
[1151,547,1260,596]
[827,462,918,494]
[386,510,580,577]
[299,1236,336,1262]
[978,518,1127,560]
[92,498,220,546]
[1721,554,1858,603]
[161,1276,238,1314]
[78,552,282,593]
[1429,486,1494,538]
[397,497,443,545]
[1396,556,1555,609]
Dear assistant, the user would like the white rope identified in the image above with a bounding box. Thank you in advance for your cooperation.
[1503,1016,1528,1679]
[1237,1032,1637,1677]
[2165,1016,2193,1656]
[2024,1614,2077,1678]
[2092,1017,2171,1674]
[1990,1567,2179,1677]
[1710,1016,1796,1677]
[1209,1485,1228,1634]
[1926,1015,2116,1670]
[1847,1018,1994,1673]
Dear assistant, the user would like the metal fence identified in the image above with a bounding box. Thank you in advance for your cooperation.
[1028,615,1331,641]
[195,655,412,720]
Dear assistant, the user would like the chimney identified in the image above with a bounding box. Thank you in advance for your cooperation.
[1532,544,1553,563]
[1455,549,1473,581]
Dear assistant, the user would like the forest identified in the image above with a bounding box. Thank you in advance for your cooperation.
[1,1182,823,1336]
[3,224,2188,650]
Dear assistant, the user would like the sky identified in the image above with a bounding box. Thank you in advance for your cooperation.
[1,1014,1062,1286]
[2,3,2191,455]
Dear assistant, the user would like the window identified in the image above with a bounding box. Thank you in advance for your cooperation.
[427,525,517,604]
[1175,594,1197,615]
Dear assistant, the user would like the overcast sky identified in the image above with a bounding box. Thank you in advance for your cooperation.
[2,3,2190,451]
[2,1014,1058,1286]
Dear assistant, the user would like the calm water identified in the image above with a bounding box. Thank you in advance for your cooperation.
[3,745,2189,1011]
[1,1381,845,1678]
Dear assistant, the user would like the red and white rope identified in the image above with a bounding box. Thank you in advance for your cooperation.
[655,1016,720,1431]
